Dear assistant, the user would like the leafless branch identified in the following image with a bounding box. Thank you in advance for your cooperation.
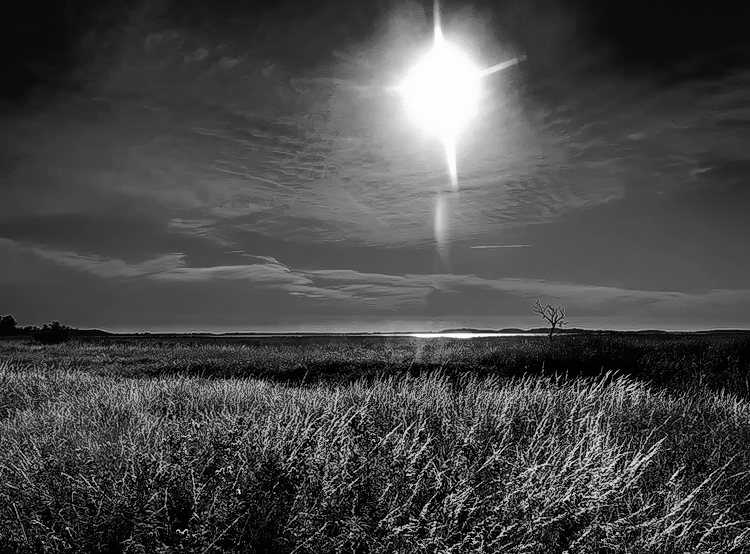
[533,299,569,340]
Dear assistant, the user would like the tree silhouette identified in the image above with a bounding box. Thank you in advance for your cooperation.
[31,321,72,345]
[532,300,568,341]
[0,314,18,335]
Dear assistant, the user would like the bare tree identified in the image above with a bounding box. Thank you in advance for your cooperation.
[532,300,568,340]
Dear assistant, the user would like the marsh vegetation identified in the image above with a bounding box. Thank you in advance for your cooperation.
[1,334,749,553]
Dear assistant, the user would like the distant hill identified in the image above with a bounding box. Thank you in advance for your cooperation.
[73,329,114,337]
[435,328,581,334]
[436,328,523,334]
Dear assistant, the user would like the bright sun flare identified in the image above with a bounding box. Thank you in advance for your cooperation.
[394,0,525,196]
[393,0,526,264]
[398,35,481,141]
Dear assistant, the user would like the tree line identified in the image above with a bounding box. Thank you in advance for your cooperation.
[0,314,73,344]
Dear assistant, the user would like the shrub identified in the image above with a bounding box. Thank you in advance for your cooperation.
[31,321,73,345]
[0,314,18,335]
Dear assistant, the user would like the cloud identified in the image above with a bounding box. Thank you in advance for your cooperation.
[150,263,310,285]
[2,0,749,326]
[167,218,231,246]
[17,0,741,257]
[5,235,750,328]
[29,246,185,279]
[210,201,269,218]
[470,244,533,249]
[18,232,750,319]
[298,267,750,321]
[14,239,305,286]
[1,0,618,251]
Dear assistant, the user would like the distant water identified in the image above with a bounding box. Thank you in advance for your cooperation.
[123,333,550,339]
[239,333,547,338]
[409,333,545,339]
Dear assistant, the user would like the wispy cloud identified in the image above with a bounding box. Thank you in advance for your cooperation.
[150,264,311,285]
[470,244,534,249]
[15,236,750,312]
[5,235,750,328]
[0,0,620,250]
[168,218,231,246]
[29,246,185,279]
[7,2,746,257]
[2,1,749,330]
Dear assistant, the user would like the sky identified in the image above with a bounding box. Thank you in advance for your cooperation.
[0,0,748,332]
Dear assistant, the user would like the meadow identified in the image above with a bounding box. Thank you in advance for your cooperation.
[1,333,749,553]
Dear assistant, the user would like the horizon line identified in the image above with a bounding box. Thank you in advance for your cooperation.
[26,327,750,336]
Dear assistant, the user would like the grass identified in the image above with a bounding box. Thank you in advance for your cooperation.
[1,335,749,553]
[2,334,749,398]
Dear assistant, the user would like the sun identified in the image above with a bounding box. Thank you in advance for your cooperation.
[391,0,527,263]
[398,35,481,142]
[393,0,526,194]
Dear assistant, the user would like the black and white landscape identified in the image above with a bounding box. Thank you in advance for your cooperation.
[1,0,749,552]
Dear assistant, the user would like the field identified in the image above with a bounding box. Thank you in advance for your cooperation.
[1,334,750,553]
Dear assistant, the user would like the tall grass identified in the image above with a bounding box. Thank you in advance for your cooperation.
[2,334,749,398]
[1,358,749,553]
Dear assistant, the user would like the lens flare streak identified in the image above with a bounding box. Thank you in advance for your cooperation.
[434,192,450,267]
[479,56,527,78]
[443,134,458,192]
[394,0,527,264]
[396,0,525,194]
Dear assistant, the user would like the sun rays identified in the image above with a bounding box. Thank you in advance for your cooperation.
[396,0,526,193]
[392,0,526,264]
[397,30,481,172]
